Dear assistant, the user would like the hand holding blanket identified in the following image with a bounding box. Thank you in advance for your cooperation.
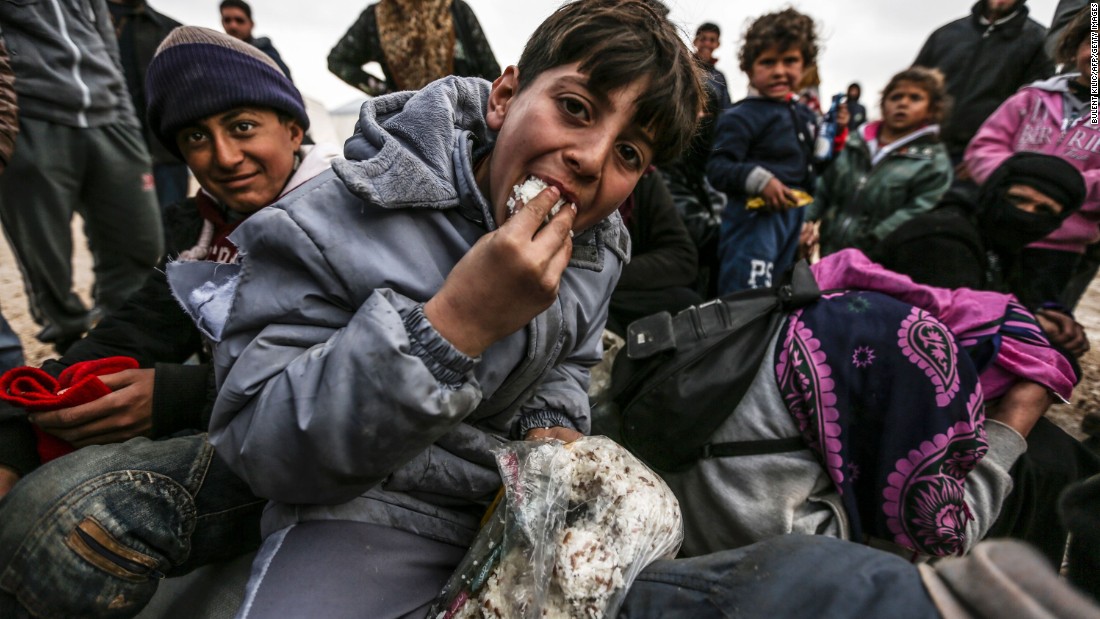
[0,357,140,462]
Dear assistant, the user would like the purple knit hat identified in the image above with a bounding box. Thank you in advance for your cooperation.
[145,26,309,160]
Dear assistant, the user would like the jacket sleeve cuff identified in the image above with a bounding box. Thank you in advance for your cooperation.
[400,303,477,388]
[982,419,1028,472]
[512,409,579,439]
[0,413,40,476]
[744,166,775,196]
[151,363,216,438]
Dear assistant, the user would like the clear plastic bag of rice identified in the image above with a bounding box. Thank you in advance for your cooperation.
[427,436,682,619]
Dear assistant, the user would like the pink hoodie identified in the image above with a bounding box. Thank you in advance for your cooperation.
[965,74,1100,254]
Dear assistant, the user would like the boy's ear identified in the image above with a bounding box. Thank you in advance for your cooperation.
[287,120,305,149]
[486,65,519,132]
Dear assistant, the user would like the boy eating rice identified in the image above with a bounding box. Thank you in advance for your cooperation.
[167,1,703,616]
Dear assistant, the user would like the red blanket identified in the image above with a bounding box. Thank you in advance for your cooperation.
[0,356,139,462]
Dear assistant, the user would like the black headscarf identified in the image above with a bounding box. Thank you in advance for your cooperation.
[977,152,1086,255]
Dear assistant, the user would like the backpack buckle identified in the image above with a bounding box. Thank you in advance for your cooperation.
[626,312,676,360]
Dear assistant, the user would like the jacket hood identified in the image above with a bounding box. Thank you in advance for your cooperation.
[332,75,629,265]
[1024,72,1077,93]
[335,76,494,217]
[969,1,1028,35]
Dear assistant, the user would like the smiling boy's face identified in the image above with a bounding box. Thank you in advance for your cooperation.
[478,63,654,232]
[177,107,304,214]
[694,31,720,62]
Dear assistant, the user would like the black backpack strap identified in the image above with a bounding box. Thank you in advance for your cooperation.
[701,437,807,459]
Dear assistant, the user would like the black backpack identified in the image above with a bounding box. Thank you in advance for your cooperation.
[606,261,821,473]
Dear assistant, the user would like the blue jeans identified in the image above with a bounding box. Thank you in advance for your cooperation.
[0,434,263,619]
[621,535,938,618]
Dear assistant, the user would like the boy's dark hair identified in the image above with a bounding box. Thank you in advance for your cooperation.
[1055,8,1090,66]
[516,0,703,165]
[882,66,951,126]
[696,22,720,37]
[738,8,818,73]
[220,0,252,20]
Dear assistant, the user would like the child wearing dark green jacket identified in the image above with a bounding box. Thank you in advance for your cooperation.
[809,67,953,257]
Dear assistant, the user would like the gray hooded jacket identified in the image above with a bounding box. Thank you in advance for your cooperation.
[0,0,137,128]
[168,76,629,546]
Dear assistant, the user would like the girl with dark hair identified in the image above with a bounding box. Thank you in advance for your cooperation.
[808,66,953,257]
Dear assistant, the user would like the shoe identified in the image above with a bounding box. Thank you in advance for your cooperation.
[35,314,92,347]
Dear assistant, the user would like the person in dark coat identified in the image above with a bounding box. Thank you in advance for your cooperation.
[693,22,731,110]
[873,152,1099,568]
[327,0,500,97]
[912,0,1051,167]
[606,168,700,335]
[845,82,866,130]
[107,0,187,209]
[219,0,293,80]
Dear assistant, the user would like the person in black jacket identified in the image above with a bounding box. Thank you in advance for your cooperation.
[220,0,293,80]
[107,0,186,209]
[873,152,1099,568]
[913,0,1051,168]
[606,168,700,335]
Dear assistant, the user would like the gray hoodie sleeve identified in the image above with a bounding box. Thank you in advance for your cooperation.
[961,419,1027,550]
[203,212,485,506]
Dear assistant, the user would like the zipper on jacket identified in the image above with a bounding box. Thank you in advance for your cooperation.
[74,526,166,579]
[49,0,93,127]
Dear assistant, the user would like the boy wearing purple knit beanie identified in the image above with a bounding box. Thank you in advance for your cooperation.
[0,27,342,619]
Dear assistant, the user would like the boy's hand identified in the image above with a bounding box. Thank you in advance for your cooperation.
[798,221,819,261]
[425,186,577,358]
[525,426,584,443]
[761,178,796,211]
[29,369,155,447]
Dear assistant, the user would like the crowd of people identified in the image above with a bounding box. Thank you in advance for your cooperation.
[0,0,1098,617]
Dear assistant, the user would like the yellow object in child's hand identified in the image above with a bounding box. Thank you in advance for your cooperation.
[746,189,814,210]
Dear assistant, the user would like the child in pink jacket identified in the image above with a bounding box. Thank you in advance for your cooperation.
[965,9,1098,316]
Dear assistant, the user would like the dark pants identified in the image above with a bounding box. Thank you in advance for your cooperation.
[153,163,190,212]
[0,118,163,340]
[986,417,1100,567]
[0,434,263,619]
[238,521,467,619]
[622,535,938,618]
[1062,473,1100,601]
[717,201,804,294]
[224,529,940,619]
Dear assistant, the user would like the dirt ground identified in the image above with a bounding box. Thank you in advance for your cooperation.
[0,220,1096,439]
